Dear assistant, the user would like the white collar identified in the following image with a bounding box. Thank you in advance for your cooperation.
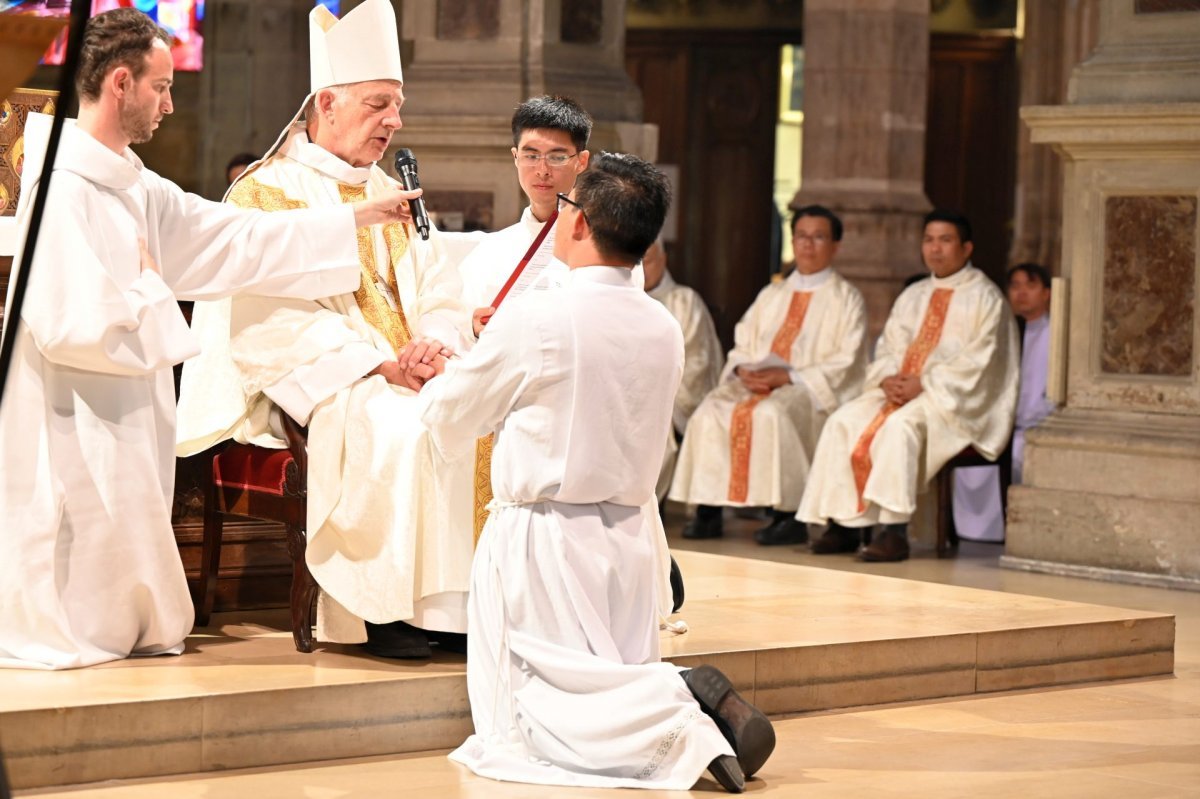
[566,265,636,288]
[930,262,978,289]
[786,266,834,291]
[647,268,678,299]
[283,131,374,186]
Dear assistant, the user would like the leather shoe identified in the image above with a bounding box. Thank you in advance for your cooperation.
[363,620,432,659]
[669,555,685,613]
[707,754,745,793]
[753,515,808,546]
[683,665,775,778]
[859,524,910,562]
[810,523,860,554]
[682,514,723,540]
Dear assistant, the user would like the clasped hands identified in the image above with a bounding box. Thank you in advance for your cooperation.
[735,366,791,395]
[881,373,922,406]
[371,337,452,391]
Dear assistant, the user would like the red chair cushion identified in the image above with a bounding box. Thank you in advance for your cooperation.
[213,443,295,496]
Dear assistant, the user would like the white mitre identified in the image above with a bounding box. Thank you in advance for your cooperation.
[229,0,403,192]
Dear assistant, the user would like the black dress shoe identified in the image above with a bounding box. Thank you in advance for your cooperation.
[682,514,723,540]
[754,514,808,546]
[859,524,910,562]
[426,630,468,654]
[708,754,745,793]
[669,555,685,613]
[682,665,776,778]
[810,522,861,554]
[363,620,432,659]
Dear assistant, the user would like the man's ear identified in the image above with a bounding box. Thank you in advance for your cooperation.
[571,206,589,241]
[962,241,974,262]
[109,66,132,99]
[576,149,590,173]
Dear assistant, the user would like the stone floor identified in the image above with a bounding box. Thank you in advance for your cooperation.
[13,507,1200,797]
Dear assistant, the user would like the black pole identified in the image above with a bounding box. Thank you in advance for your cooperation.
[0,0,92,413]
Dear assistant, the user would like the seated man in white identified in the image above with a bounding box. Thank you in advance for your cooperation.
[177,0,475,658]
[670,206,868,545]
[953,262,1056,541]
[641,238,724,501]
[799,209,1020,562]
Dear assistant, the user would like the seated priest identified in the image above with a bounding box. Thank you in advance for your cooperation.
[177,0,475,659]
[669,205,868,545]
[641,238,724,501]
[799,209,1020,562]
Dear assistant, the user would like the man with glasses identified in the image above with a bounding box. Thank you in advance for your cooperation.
[670,205,869,546]
[417,153,774,793]
[458,95,591,324]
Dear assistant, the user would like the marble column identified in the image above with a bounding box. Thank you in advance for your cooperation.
[792,0,931,337]
[1007,1,1200,590]
[395,0,654,231]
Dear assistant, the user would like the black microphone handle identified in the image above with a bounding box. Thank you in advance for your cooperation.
[393,155,431,241]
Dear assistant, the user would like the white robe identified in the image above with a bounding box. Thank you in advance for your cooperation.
[418,266,733,790]
[647,269,724,500]
[176,130,475,641]
[0,117,361,670]
[798,265,1020,527]
[670,268,868,511]
[953,313,1056,541]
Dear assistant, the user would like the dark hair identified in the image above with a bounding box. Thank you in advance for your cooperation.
[923,208,973,244]
[77,9,171,103]
[791,204,843,242]
[573,152,670,264]
[511,95,593,151]
[225,152,257,173]
[1007,262,1051,289]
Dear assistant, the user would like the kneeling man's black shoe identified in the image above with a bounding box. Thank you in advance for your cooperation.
[707,754,745,793]
[669,555,685,613]
[754,514,808,546]
[683,665,776,778]
[363,620,432,659]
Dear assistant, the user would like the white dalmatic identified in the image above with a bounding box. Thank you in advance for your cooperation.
[953,313,1056,541]
[647,269,724,501]
[418,267,733,790]
[670,268,868,511]
[177,129,476,641]
[798,265,1020,528]
[0,117,361,670]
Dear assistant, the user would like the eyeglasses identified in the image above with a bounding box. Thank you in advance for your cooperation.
[794,233,831,244]
[516,151,579,168]
[556,193,589,223]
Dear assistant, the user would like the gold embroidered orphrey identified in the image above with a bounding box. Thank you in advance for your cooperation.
[0,88,57,217]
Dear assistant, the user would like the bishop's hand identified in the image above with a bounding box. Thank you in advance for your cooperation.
[138,238,161,275]
[352,187,421,228]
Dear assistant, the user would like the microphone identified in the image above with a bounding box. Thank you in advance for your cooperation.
[393,148,430,241]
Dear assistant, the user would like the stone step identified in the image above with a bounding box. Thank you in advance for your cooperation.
[0,551,1174,791]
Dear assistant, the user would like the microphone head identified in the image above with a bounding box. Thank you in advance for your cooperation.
[394,148,417,172]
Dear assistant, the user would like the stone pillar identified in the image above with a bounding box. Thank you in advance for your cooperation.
[197,0,314,199]
[792,0,931,337]
[395,0,654,231]
[1008,0,1100,273]
[1007,1,1200,590]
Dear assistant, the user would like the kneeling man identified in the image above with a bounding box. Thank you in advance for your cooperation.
[418,153,775,793]
[799,209,1019,561]
[670,206,868,545]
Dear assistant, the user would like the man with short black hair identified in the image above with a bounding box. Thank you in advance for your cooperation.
[800,209,1020,562]
[0,7,414,670]
[458,94,592,317]
[670,205,868,546]
[417,153,774,793]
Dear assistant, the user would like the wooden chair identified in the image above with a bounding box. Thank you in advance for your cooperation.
[193,413,318,652]
[933,442,1013,558]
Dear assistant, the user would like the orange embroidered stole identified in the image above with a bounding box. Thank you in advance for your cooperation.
[727,291,813,502]
[849,288,954,511]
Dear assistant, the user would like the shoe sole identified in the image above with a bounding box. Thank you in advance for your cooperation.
[858,549,909,562]
[708,754,746,793]
[686,666,775,778]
